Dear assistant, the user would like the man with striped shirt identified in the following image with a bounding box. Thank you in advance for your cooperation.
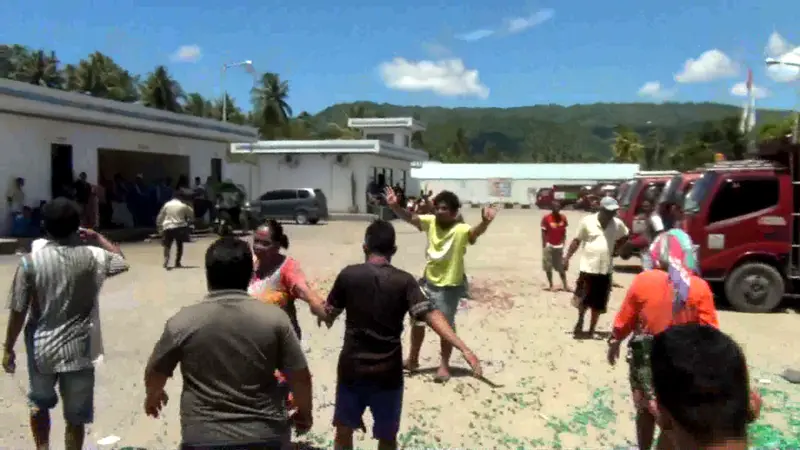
[2,197,129,450]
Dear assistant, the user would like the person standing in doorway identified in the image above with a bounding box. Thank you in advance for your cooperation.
[385,187,496,382]
[6,176,26,233]
[541,200,569,291]
[319,220,482,450]
[2,197,129,450]
[156,189,194,270]
[143,237,313,449]
[563,196,629,338]
[74,172,92,226]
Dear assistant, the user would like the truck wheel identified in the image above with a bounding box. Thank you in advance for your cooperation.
[725,262,784,313]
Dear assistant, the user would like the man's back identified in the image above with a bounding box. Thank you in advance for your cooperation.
[151,292,306,444]
[328,263,429,386]
[9,243,127,373]
[157,199,192,230]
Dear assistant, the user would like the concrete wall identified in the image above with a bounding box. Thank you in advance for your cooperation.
[224,162,260,199]
[411,178,601,205]
[0,113,228,220]
[252,153,414,213]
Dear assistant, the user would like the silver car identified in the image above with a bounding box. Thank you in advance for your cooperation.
[245,188,329,225]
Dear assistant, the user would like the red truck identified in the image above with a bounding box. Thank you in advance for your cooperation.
[618,171,681,231]
[682,140,800,312]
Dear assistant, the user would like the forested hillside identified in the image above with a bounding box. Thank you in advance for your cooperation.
[2,43,796,169]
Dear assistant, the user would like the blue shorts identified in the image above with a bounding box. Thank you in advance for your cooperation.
[27,352,95,425]
[412,281,465,328]
[333,380,403,441]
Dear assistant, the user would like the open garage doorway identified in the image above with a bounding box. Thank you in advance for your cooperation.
[97,148,190,186]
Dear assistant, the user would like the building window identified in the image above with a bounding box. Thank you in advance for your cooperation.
[404,135,410,147]
[365,133,394,144]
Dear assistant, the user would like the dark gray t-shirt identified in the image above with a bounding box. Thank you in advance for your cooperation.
[145,290,308,445]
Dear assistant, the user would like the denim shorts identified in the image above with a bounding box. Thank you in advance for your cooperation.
[411,280,465,328]
[333,380,403,441]
[27,352,95,424]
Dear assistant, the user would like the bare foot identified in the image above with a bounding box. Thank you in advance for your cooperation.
[403,359,419,373]
[434,366,451,383]
[561,286,572,292]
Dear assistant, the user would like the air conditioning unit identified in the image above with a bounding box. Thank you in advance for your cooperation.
[335,154,350,166]
[283,154,300,167]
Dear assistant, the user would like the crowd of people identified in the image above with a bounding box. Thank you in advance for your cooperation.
[1,186,763,450]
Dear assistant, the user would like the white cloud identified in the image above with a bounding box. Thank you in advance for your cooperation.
[422,42,452,58]
[506,9,555,33]
[456,29,495,42]
[730,81,770,99]
[170,45,202,63]
[766,31,794,58]
[674,49,738,83]
[765,32,800,82]
[378,57,489,98]
[456,8,554,41]
[637,81,675,100]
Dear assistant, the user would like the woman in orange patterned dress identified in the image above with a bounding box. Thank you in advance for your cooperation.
[247,220,328,408]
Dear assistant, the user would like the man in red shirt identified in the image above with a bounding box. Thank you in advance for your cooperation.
[541,201,569,291]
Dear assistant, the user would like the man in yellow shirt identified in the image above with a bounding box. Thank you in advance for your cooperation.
[385,188,496,382]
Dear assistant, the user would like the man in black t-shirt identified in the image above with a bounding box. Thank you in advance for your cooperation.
[319,220,482,450]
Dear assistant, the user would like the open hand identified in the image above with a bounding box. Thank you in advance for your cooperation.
[383,187,398,206]
[481,205,497,222]
[462,349,483,378]
[144,390,169,418]
[2,349,15,374]
[291,409,313,434]
[607,341,621,366]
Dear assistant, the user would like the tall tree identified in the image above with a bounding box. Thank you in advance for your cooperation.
[7,48,62,88]
[445,128,471,162]
[63,52,139,102]
[184,92,213,118]
[252,72,292,138]
[611,126,644,163]
[140,65,184,112]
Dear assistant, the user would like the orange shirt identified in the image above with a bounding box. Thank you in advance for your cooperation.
[612,269,719,340]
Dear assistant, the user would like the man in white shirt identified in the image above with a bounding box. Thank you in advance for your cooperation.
[156,190,194,270]
[564,196,629,338]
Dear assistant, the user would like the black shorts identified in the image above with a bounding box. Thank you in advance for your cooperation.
[576,272,612,313]
[162,226,189,247]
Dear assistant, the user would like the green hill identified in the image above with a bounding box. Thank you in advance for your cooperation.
[313,101,792,162]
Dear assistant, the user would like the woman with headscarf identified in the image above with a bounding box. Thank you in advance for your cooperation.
[247,220,328,408]
[607,229,718,450]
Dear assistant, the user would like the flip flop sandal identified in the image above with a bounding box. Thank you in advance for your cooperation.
[433,373,451,383]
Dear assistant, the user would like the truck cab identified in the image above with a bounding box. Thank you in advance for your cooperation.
[618,171,681,232]
[683,142,800,312]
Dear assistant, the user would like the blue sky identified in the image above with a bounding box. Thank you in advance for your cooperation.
[3,0,799,114]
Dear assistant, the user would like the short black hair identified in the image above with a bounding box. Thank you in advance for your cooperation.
[259,219,289,249]
[42,197,81,239]
[651,324,750,445]
[432,190,461,211]
[365,219,396,256]
[205,237,254,291]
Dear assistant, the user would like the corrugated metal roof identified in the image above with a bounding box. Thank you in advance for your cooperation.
[410,163,640,180]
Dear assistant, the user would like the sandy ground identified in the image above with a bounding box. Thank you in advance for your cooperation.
[1,209,800,449]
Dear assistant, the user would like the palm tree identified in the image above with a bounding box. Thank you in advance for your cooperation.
[140,65,184,112]
[63,52,139,102]
[184,92,213,117]
[251,72,292,138]
[9,48,62,88]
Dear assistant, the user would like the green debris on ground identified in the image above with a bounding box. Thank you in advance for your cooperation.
[748,386,800,449]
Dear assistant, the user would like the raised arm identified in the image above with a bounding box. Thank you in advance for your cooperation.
[384,187,422,230]
[468,205,497,244]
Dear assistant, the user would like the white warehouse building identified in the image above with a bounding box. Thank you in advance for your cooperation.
[0,78,258,224]
[230,117,429,214]
[409,162,640,206]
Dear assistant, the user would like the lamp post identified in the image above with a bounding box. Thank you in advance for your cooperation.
[221,60,255,122]
[766,57,800,144]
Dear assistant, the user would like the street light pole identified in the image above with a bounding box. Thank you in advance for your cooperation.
[766,57,800,144]
[221,60,254,122]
